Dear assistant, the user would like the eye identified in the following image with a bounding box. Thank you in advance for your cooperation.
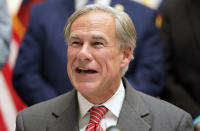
[92,42,104,47]
[70,41,82,47]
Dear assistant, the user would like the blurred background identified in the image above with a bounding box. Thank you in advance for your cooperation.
[7,0,22,15]
[1,0,29,131]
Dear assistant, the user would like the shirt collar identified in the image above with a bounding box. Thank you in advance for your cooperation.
[78,79,125,120]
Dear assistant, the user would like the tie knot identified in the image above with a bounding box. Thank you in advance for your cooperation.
[89,106,108,124]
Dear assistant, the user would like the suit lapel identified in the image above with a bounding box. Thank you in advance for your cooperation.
[47,90,79,131]
[117,78,151,131]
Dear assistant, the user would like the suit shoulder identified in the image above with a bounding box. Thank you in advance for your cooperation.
[18,90,76,119]
[122,78,193,130]
[138,91,193,124]
[16,90,77,130]
[134,91,193,130]
[139,91,189,114]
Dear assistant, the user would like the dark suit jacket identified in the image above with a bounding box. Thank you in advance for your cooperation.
[160,0,200,118]
[15,78,193,131]
[13,0,164,106]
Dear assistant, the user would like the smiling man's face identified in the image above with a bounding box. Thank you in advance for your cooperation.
[67,11,129,103]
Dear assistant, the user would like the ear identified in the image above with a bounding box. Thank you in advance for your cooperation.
[120,47,133,68]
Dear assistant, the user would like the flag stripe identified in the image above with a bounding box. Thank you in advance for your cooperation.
[8,39,19,69]
[0,109,7,131]
[2,64,26,112]
[0,73,17,131]
[12,15,26,43]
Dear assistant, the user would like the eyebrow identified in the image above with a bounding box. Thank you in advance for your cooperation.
[70,34,107,41]
[91,35,106,41]
[70,35,81,40]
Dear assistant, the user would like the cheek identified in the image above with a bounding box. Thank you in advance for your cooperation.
[67,47,77,63]
[67,48,76,72]
[99,51,121,72]
[67,47,73,58]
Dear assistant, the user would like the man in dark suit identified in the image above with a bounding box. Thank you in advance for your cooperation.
[15,4,193,131]
[13,0,164,106]
[160,0,200,130]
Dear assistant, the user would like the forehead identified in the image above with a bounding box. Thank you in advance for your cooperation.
[70,10,115,32]
[75,10,114,23]
[69,11,117,44]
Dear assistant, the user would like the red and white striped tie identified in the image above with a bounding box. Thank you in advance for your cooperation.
[85,106,108,131]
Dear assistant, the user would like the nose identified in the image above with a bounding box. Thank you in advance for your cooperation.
[77,43,92,63]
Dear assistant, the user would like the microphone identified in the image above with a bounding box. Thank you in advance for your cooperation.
[106,126,123,131]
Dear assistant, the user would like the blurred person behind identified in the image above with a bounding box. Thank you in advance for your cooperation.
[13,0,164,106]
[160,0,200,130]
[0,0,11,69]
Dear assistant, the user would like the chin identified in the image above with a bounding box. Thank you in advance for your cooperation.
[74,83,99,94]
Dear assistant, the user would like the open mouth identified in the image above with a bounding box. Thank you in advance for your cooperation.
[76,67,97,74]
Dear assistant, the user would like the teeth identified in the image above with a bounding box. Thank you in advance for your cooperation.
[78,67,89,71]
[76,67,97,73]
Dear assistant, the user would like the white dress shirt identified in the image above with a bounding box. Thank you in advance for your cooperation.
[75,0,111,10]
[78,80,125,131]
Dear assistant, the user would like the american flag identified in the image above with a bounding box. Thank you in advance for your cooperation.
[0,0,43,130]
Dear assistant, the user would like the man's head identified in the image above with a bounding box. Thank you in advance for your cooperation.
[64,4,136,104]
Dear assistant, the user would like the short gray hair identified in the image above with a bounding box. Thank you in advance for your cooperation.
[64,4,137,76]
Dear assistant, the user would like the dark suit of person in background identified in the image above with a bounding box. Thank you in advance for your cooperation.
[13,0,164,106]
[160,0,200,130]
[15,4,193,131]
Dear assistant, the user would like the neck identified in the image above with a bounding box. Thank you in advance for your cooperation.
[84,90,117,105]
[83,80,121,105]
